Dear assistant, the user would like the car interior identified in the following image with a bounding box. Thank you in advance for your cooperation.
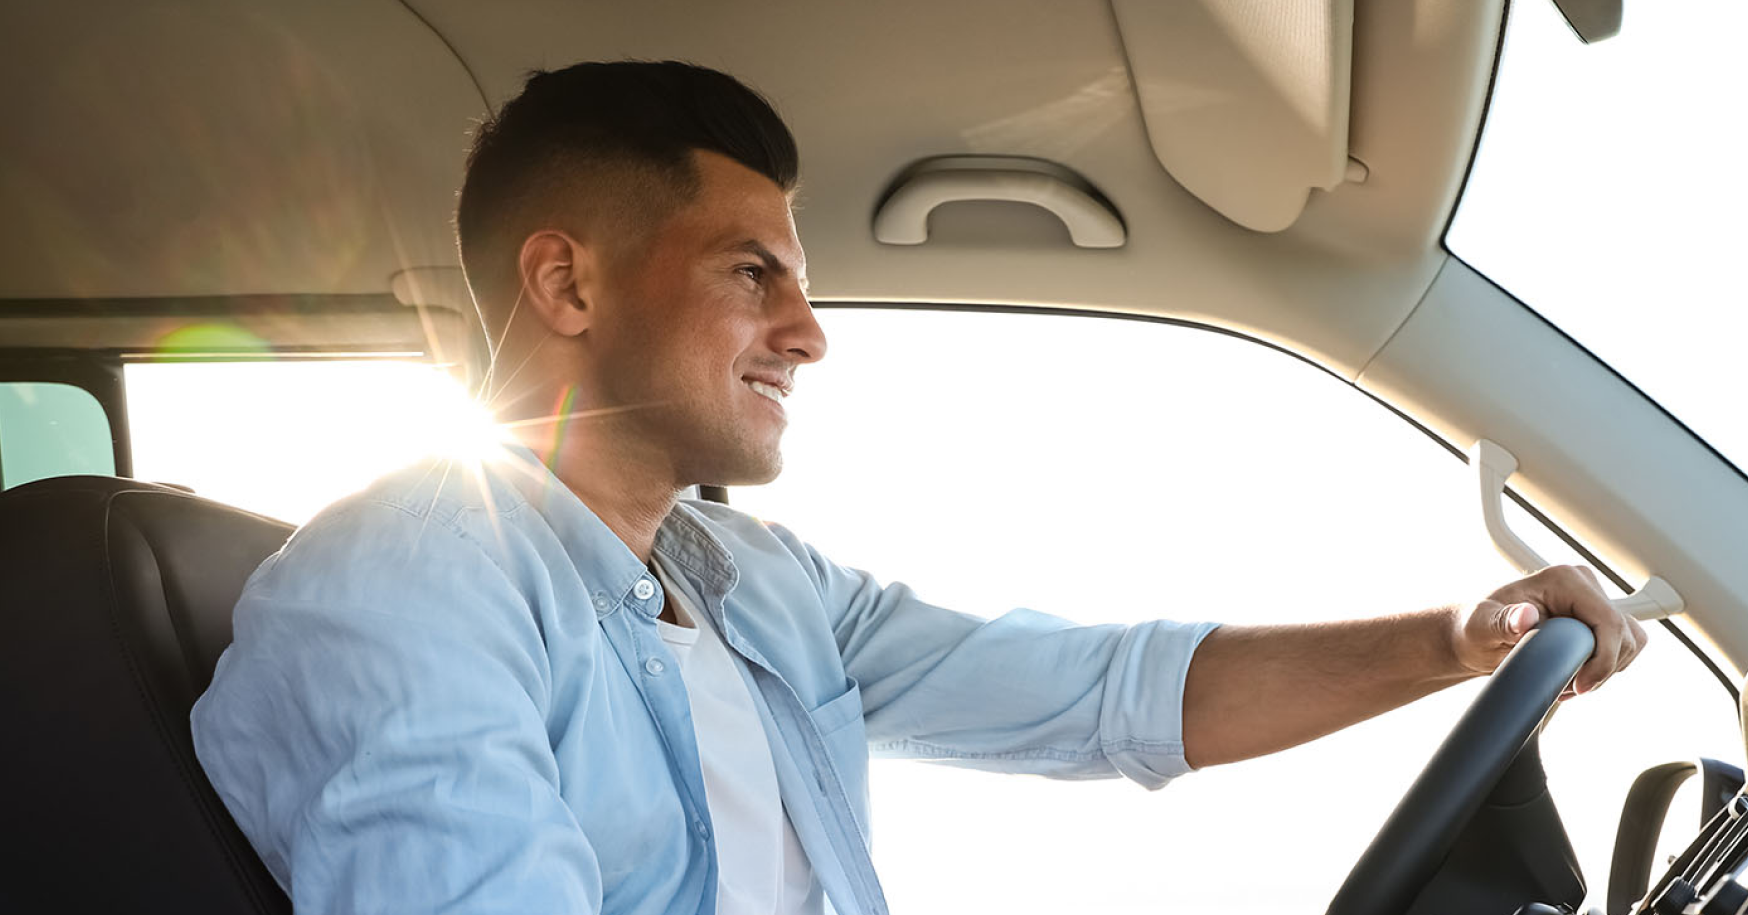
[2,1,1745,913]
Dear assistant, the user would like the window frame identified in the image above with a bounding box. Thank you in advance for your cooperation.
[1437,2,1748,486]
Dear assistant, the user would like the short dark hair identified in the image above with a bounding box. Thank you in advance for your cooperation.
[456,60,799,310]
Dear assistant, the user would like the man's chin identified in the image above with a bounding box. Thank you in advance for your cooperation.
[694,450,783,489]
[708,466,782,489]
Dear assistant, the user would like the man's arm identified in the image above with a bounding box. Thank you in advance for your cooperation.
[1181,564,1649,768]
[758,518,1219,788]
[192,503,605,912]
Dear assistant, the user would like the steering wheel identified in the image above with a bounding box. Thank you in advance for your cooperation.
[1326,616,1596,915]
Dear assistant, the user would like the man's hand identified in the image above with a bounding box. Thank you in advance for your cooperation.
[1447,564,1649,696]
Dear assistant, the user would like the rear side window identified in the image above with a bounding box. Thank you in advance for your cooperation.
[124,360,494,523]
[0,381,116,489]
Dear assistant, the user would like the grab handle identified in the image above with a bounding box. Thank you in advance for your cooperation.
[872,156,1125,249]
[1472,439,1683,621]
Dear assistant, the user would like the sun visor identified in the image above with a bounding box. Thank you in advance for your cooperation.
[1111,0,1356,233]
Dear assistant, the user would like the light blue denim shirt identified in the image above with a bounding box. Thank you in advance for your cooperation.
[192,446,1217,915]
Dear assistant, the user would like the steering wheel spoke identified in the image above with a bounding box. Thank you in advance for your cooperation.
[1327,617,1595,915]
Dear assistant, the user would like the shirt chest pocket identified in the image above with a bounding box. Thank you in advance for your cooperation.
[807,680,871,835]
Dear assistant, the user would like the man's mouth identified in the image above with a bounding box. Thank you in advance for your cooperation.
[744,378,789,404]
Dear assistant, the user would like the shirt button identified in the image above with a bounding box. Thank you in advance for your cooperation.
[633,578,656,600]
[591,593,611,612]
[644,657,666,676]
[694,818,711,840]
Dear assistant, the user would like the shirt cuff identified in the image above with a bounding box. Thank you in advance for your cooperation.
[1098,619,1221,789]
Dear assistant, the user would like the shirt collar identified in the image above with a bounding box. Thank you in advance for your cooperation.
[495,444,738,617]
[654,503,740,606]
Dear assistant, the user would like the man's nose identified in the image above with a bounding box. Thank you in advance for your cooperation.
[773,283,827,365]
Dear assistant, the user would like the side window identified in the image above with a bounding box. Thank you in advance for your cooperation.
[0,381,116,489]
[124,360,492,523]
[733,308,1740,913]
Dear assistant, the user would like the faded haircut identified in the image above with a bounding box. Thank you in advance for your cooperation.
[455,60,799,320]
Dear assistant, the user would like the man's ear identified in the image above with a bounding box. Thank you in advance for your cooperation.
[516,230,596,337]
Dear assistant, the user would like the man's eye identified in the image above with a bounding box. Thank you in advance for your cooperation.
[736,265,764,283]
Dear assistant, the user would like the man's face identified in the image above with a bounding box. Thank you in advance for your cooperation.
[584,150,825,487]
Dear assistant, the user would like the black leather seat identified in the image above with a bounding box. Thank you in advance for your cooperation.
[0,475,293,913]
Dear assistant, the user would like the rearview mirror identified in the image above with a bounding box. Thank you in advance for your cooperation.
[1551,0,1623,43]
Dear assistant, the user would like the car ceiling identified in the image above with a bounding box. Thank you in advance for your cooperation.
[0,0,1503,378]
[10,2,1748,675]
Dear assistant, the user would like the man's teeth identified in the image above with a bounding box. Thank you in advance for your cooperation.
[747,380,786,403]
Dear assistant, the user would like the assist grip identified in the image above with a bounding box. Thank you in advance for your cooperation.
[872,156,1126,249]
[1471,439,1683,622]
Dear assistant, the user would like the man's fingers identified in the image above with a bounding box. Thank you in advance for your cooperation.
[1577,658,1610,693]
[1614,634,1635,680]
[1476,564,1650,695]
[1499,602,1539,644]
[1618,615,1648,673]
[1578,637,1634,694]
[1587,613,1649,695]
[1576,615,1623,693]
[1548,564,1624,694]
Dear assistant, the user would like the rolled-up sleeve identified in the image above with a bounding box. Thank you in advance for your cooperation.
[191,502,603,913]
[764,522,1218,789]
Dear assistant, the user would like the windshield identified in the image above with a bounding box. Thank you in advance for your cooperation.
[1447,0,1747,473]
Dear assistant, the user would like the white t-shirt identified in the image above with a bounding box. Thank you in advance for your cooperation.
[653,557,824,915]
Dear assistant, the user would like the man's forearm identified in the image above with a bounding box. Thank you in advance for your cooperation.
[1180,607,1473,769]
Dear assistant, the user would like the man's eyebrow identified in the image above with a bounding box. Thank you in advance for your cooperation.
[725,239,808,292]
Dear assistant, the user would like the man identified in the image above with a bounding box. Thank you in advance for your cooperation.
[192,61,1646,915]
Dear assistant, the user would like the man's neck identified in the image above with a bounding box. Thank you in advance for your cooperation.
[511,427,681,563]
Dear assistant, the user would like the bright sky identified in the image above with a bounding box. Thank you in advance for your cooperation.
[119,2,1747,910]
